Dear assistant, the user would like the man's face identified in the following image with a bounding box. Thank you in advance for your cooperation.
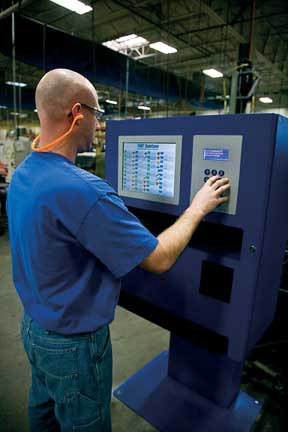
[78,95,101,153]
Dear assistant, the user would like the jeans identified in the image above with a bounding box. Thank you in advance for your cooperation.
[21,314,112,432]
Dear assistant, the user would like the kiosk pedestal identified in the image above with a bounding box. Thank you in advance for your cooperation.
[114,334,262,432]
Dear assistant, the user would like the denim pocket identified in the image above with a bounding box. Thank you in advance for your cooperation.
[64,392,101,431]
[31,343,78,378]
[72,416,102,431]
[93,326,111,361]
[90,327,112,411]
[31,342,79,403]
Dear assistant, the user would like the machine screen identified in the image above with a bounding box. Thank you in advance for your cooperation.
[122,142,176,198]
[203,148,229,161]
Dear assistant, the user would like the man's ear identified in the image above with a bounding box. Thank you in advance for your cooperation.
[71,102,81,119]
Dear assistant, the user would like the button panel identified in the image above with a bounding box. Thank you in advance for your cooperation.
[191,135,243,215]
[203,168,225,182]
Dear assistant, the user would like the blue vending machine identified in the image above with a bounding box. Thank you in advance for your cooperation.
[105,114,288,432]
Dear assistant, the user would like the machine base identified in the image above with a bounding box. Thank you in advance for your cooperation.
[113,352,262,432]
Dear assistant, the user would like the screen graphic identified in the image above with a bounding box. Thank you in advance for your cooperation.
[122,142,176,198]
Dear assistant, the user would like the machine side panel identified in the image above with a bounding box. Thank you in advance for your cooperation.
[247,115,288,350]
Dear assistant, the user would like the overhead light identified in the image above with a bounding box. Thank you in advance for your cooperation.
[10,112,27,118]
[34,109,38,112]
[103,34,149,52]
[149,42,177,54]
[6,81,27,87]
[116,34,146,46]
[259,97,273,104]
[49,0,92,15]
[137,105,151,111]
[105,99,117,105]
[0,105,7,109]
[202,69,223,78]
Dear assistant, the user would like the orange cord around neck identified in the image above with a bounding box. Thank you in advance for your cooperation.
[31,114,84,153]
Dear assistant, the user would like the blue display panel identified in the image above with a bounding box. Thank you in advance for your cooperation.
[203,148,229,161]
[118,135,182,205]
[122,142,176,198]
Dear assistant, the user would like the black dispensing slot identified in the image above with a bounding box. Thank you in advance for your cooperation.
[200,261,234,303]
[128,207,243,258]
[119,290,229,355]
[189,222,243,257]
[128,207,176,237]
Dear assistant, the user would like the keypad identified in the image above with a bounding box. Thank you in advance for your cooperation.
[203,169,225,182]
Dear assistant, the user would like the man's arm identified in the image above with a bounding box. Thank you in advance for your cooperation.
[140,176,230,274]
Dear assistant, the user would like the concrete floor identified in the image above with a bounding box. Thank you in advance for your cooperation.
[0,232,169,431]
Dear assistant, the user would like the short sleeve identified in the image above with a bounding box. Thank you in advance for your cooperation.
[76,192,158,278]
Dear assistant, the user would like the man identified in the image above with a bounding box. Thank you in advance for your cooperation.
[7,69,230,432]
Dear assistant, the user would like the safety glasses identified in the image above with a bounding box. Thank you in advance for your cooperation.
[68,102,104,121]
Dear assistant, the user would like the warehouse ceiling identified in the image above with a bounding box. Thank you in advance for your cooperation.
[1,0,288,111]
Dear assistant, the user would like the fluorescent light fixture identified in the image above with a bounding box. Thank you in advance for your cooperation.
[102,34,149,52]
[259,97,273,104]
[6,81,27,87]
[10,112,27,118]
[137,105,151,111]
[49,0,92,15]
[105,99,117,105]
[202,69,223,78]
[0,105,7,109]
[149,42,177,54]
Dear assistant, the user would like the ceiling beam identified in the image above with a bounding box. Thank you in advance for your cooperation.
[187,0,286,79]
[176,12,288,37]
[0,0,34,21]
[111,0,214,57]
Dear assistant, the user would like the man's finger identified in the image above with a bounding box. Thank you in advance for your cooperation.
[213,177,229,188]
[216,184,230,194]
[217,195,229,204]
[207,175,221,186]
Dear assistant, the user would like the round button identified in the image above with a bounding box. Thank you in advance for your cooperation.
[204,169,210,175]
[204,176,209,182]
[219,170,225,177]
[211,169,217,176]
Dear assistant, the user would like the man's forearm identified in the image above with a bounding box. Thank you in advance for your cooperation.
[157,207,203,264]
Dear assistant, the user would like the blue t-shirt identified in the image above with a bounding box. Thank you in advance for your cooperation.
[7,152,158,334]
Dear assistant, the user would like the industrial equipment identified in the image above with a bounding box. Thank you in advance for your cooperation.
[106,113,288,431]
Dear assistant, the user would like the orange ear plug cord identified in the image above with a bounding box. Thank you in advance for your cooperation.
[31,114,84,153]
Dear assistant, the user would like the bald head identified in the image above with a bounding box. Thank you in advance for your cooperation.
[36,69,97,122]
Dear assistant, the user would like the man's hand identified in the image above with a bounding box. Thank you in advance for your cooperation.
[140,176,230,274]
[188,176,230,218]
